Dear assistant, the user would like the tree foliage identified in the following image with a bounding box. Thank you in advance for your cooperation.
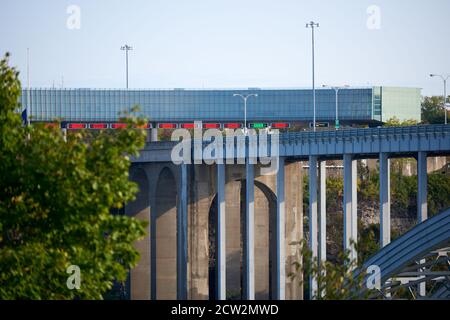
[384,117,419,127]
[421,96,447,124]
[291,240,373,300]
[0,53,148,299]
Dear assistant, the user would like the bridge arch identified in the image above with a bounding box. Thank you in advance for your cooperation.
[207,179,277,300]
[126,167,151,300]
[153,166,178,300]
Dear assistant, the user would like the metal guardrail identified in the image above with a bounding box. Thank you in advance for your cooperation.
[280,124,450,142]
[189,124,450,146]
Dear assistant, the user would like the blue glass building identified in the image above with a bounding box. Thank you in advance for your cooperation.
[20,86,421,126]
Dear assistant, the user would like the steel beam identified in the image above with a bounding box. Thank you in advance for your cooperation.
[177,163,188,299]
[379,153,391,247]
[319,160,327,264]
[275,157,286,300]
[417,151,428,297]
[309,155,318,298]
[216,163,226,300]
[417,152,428,222]
[343,154,357,263]
[243,162,255,300]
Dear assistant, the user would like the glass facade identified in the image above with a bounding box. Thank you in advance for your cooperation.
[19,87,421,124]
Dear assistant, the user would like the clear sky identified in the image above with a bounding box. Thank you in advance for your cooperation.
[1,0,449,96]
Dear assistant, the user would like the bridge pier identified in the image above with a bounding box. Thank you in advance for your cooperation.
[343,154,358,264]
[417,152,428,222]
[318,160,326,298]
[216,163,226,300]
[275,157,286,300]
[243,162,255,300]
[177,163,188,299]
[417,151,428,297]
[319,161,327,265]
[379,153,391,247]
[308,156,319,298]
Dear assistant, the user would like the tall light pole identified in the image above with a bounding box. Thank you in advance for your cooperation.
[322,85,349,130]
[233,93,258,134]
[121,44,133,89]
[306,21,319,131]
[430,74,449,124]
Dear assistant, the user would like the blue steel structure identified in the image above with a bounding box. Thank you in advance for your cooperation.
[130,124,450,300]
[20,87,421,125]
[358,207,450,299]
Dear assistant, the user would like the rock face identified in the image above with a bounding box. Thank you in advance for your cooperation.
[359,201,416,235]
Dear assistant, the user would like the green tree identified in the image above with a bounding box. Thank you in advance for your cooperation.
[0,53,148,299]
[384,117,418,127]
[291,240,374,300]
[421,96,447,124]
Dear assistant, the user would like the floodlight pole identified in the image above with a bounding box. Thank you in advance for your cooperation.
[306,21,319,131]
[121,44,133,89]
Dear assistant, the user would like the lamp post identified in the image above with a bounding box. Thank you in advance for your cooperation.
[322,85,349,130]
[233,93,258,134]
[306,21,319,131]
[121,44,133,89]
[430,74,449,125]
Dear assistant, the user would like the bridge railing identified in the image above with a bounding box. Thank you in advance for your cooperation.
[149,124,450,148]
[280,124,450,142]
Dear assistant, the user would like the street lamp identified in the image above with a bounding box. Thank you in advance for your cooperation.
[322,85,349,130]
[233,93,258,134]
[430,73,449,125]
[306,21,319,131]
[121,44,133,89]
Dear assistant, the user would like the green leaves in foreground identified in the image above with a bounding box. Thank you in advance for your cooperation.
[0,53,148,299]
[290,240,372,300]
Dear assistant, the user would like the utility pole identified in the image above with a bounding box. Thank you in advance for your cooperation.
[121,44,133,89]
[306,21,319,131]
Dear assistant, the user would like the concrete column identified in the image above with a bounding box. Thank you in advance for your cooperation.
[244,162,255,300]
[318,160,326,264]
[275,157,285,300]
[417,152,428,297]
[188,165,212,300]
[125,168,151,300]
[284,161,303,300]
[216,163,226,300]
[343,154,357,263]
[151,128,158,142]
[417,152,428,222]
[379,153,391,247]
[177,163,188,299]
[308,156,318,298]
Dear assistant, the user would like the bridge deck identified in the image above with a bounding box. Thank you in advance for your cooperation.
[133,124,450,162]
